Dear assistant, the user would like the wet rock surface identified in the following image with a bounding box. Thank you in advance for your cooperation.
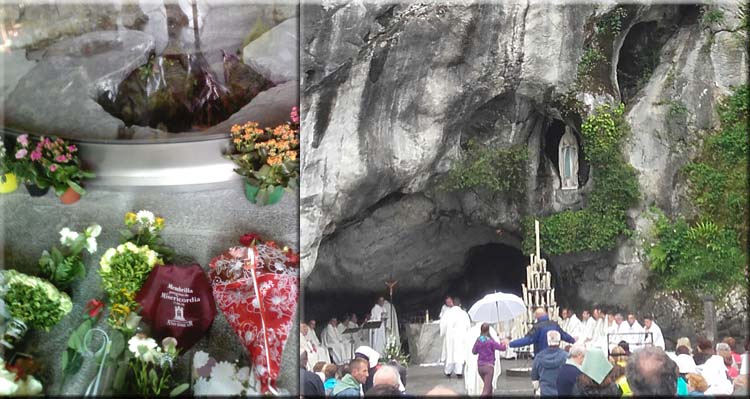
[243,17,298,84]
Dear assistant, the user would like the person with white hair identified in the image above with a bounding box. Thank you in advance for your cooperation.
[370,364,405,394]
[697,342,733,395]
[531,330,568,396]
[556,344,586,396]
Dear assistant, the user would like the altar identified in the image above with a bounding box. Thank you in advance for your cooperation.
[405,321,443,365]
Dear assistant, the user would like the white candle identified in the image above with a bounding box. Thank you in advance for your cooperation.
[535,220,541,259]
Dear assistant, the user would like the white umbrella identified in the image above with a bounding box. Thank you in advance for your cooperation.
[468,292,526,323]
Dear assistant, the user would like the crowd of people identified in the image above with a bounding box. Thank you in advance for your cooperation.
[302,296,749,397]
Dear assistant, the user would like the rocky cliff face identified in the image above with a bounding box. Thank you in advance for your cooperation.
[302,0,747,333]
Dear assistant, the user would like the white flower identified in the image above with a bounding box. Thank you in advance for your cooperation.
[99,248,117,272]
[85,237,98,254]
[210,361,237,381]
[236,367,250,383]
[136,210,155,224]
[59,227,79,245]
[193,377,211,396]
[85,224,102,238]
[193,351,210,370]
[128,335,158,357]
[209,375,245,396]
[14,376,43,395]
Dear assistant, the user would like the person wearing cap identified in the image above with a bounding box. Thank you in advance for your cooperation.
[509,307,575,356]
[333,358,369,397]
[573,348,623,396]
[531,330,568,396]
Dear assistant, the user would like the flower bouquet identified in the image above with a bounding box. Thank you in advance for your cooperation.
[208,233,299,393]
[99,242,163,332]
[226,107,299,205]
[38,224,101,290]
[0,355,43,396]
[0,270,73,348]
[12,134,95,203]
[0,140,19,194]
[191,350,261,395]
[120,210,174,263]
[127,334,188,396]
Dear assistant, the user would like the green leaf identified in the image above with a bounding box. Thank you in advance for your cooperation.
[68,319,92,351]
[109,330,125,360]
[170,383,189,397]
[149,368,159,384]
[61,349,70,371]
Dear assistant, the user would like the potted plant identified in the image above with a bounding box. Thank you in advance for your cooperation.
[9,134,52,196]
[14,134,96,203]
[0,140,19,194]
[226,107,299,205]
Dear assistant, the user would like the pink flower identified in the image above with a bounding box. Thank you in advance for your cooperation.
[290,106,299,124]
[30,150,42,161]
[55,155,67,163]
[17,134,28,147]
[68,145,77,152]
[49,164,58,172]
[15,149,27,159]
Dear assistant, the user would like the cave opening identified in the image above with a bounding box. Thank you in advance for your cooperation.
[445,243,533,311]
[302,243,561,338]
[616,4,696,104]
[543,119,589,187]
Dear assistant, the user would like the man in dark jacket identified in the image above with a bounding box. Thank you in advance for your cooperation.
[556,343,586,395]
[301,351,325,397]
[531,331,569,396]
[509,308,576,355]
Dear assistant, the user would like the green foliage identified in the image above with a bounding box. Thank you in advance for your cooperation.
[440,140,528,196]
[683,85,748,244]
[38,247,86,290]
[597,6,629,36]
[701,8,725,28]
[1,269,73,331]
[647,213,745,298]
[523,103,639,255]
[577,47,606,80]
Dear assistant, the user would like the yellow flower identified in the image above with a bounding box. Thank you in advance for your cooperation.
[287,151,298,161]
[124,212,137,226]
[111,303,131,317]
[155,217,165,229]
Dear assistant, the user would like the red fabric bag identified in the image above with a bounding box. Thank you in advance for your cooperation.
[209,236,299,393]
[135,264,217,350]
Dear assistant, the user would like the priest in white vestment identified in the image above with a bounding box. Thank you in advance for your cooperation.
[617,314,645,350]
[643,317,665,349]
[581,310,597,346]
[306,320,330,363]
[439,296,454,319]
[608,313,623,349]
[560,309,584,347]
[464,322,502,395]
[338,314,361,360]
[301,323,319,369]
[369,297,387,355]
[321,318,349,365]
[383,300,400,347]
[440,300,472,377]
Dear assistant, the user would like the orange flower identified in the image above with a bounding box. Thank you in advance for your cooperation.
[287,151,298,161]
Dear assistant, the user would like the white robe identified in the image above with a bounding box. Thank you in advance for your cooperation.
[464,323,502,396]
[644,322,665,349]
[383,300,400,346]
[301,332,318,370]
[440,304,451,319]
[591,317,607,349]
[582,317,596,343]
[322,324,348,364]
[369,303,387,355]
[440,307,471,365]
[305,328,330,363]
[337,322,359,360]
[617,320,645,349]
[699,354,733,395]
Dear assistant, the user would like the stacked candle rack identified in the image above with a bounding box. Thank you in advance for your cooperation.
[512,220,558,341]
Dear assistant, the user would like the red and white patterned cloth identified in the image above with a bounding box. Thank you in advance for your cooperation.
[208,239,299,393]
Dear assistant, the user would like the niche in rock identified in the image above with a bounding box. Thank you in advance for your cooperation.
[543,119,589,188]
[98,52,273,132]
